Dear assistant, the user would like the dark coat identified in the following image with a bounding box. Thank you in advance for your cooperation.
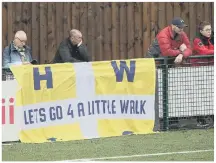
[52,38,91,63]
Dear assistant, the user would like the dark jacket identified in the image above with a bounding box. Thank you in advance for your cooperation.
[191,32,214,66]
[3,42,32,68]
[52,38,91,63]
[147,26,192,59]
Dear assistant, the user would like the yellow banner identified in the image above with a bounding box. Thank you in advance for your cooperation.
[11,59,156,143]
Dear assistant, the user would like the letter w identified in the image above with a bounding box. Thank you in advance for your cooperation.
[111,60,136,82]
[33,67,53,90]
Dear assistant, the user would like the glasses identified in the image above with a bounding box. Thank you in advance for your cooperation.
[202,29,212,32]
[16,37,27,44]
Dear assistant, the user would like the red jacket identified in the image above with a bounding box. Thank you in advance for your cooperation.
[156,26,192,57]
[192,35,214,66]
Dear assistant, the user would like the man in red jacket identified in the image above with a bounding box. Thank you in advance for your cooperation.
[147,17,192,65]
[192,21,214,66]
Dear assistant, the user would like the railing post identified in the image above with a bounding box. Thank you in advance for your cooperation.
[162,57,169,130]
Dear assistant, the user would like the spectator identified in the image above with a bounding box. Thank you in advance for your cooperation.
[191,21,214,66]
[146,17,192,65]
[52,29,91,63]
[3,30,33,68]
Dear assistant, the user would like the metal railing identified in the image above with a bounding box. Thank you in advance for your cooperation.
[2,68,15,81]
[156,55,214,130]
[2,55,214,131]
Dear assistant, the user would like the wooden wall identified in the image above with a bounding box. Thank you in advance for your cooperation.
[2,2,214,64]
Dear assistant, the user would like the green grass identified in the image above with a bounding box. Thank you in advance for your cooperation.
[2,128,214,161]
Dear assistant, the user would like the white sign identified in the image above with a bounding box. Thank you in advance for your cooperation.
[2,80,21,142]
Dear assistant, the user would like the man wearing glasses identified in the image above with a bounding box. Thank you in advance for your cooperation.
[146,17,192,65]
[3,30,33,68]
[191,21,214,66]
[52,29,90,63]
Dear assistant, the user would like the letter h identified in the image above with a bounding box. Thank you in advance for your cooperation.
[33,67,53,90]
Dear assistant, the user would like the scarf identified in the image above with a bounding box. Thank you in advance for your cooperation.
[13,42,27,62]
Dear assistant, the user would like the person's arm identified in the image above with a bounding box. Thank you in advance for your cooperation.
[77,43,91,62]
[157,36,181,57]
[2,47,12,68]
[193,38,214,55]
[59,44,81,62]
[181,34,192,58]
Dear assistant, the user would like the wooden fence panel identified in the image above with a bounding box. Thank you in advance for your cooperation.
[127,3,134,59]
[111,2,117,60]
[2,2,214,63]
[95,2,104,61]
[211,2,214,29]
[134,2,142,58]
[87,3,95,61]
[115,2,120,60]
[2,3,8,48]
[181,2,189,35]
[7,3,14,43]
[56,3,64,50]
[63,2,71,39]
[71,3,80,29]
[150,2,158,44]
[119,2,127,60]
[158,2,166,31]
[204,3,210,23]
[31,2,40,62]
[39,2,48,64]
[103,2,112,61]
[15,3,22,32]
[166,3,174,25]
[47,3,56,63]
[23,2,32,47]
[143,3,151,57]
[189,3,196,42]
[79,3,88,46]
[173,2,181,17]
[196,2,204,25]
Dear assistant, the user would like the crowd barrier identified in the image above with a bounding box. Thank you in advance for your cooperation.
[155,55,214,130]
[2,55,214,143]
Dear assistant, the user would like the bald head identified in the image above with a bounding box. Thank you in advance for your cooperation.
[69,29,83,45]
[14,30,27,48]
[69,29,82,38]
[15,31,27,40]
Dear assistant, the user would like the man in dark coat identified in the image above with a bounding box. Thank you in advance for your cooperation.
[52,29,91,63]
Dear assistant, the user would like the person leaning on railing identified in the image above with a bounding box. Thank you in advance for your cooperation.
[191,21,214,66]
[2,30,34,68]
[146,17,192,66]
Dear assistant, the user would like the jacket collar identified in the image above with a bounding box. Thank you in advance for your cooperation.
[197,32,213,45]
[9,42,17,51]
[168,25,175,39]
[67,37,74,47]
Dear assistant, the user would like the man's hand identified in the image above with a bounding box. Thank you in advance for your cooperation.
[179,43,187,52]
[77,40,82,47]
[174,54,184,64]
